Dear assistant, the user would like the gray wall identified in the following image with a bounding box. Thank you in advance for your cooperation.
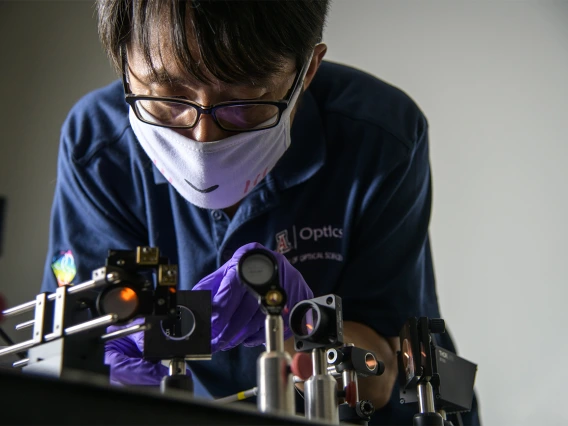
[322,1,568,424]
[1,1,567,425]
[0,1,117,340]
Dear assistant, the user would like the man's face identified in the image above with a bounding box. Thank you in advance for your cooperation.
[126,43,299,143]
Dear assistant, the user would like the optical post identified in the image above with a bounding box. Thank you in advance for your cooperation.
[288,294,345,424]
[327,344,384,425]
[237,248,295,416]
[397,317,477,426]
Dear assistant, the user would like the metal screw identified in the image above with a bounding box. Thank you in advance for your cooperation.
[157,299,165,306]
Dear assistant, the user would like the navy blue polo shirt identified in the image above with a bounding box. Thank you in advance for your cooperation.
[41,61,479,425]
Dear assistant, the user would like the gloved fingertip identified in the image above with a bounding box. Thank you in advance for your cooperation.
[232,242,266,260]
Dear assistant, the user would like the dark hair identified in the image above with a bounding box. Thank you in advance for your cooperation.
[96,0,330,85]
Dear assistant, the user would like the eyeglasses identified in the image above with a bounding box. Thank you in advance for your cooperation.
[121,50,305,133]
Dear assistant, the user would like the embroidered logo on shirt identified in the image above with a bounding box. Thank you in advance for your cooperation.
[274,225,344,265]
[275,230,293,254]
[298,225,343,242]
[51,250,77,286]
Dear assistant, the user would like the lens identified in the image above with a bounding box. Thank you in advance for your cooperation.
[365,352,378,371]
[300,307,318,337]
[99,286,139,321]
[134,100,198,127]
[402,338,415,381]
[240,254,274,286]
[161,305,196,341]
[215,104,279,131]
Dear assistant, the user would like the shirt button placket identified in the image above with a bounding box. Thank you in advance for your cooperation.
[211,210,229,250]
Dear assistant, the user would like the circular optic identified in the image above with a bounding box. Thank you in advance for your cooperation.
[365,353,378,371]
[99,286,139,321]
[161,306,196,341]
[240,254,274,286]
[300,307,318,337]
[327,348,338,364]
[402,338,415,380]
[290,301,323,339]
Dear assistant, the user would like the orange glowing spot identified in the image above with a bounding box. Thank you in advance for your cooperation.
[306,324,313,330]
[119,288,137,302]
[169,287,177,293]
[365,357,378,369]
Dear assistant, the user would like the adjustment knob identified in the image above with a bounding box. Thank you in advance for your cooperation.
[428,318,445,334]
[356,400,375,418]
[291,352,313,381]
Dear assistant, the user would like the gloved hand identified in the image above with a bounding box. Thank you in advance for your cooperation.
[192,242,314,352]
[104,317,172,386]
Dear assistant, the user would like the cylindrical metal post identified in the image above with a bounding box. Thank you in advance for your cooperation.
[169,358,186,376]
[100,323,149,342]
[256,315,294,416]
[342,369,359,405]
[0,340,36,357]
[417,382,436,414]
[160,358,193,394]
[304,348,339,424]
[2,279,99,319]
[265,315,284,353]
[2,301,36,318]
[64,314,117,336]
[14,320,35,331]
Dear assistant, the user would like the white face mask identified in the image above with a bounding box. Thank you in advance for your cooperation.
[128,62,308,210]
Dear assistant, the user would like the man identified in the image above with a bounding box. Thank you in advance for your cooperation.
[40,1,479,424]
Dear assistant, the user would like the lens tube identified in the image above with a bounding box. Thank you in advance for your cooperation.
[237,249,287,314]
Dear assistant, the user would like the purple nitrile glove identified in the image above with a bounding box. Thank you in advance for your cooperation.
[192,242,314,352]
[104,317,187,386]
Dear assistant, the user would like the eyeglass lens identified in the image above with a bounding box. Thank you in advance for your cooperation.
[134,100,280,131]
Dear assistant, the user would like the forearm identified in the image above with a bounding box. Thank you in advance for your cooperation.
[284,320,399,410]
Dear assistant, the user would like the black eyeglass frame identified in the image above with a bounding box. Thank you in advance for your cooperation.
[121,47,306,132]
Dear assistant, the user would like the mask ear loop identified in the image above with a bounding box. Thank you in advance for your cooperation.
[287,49,316,112]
